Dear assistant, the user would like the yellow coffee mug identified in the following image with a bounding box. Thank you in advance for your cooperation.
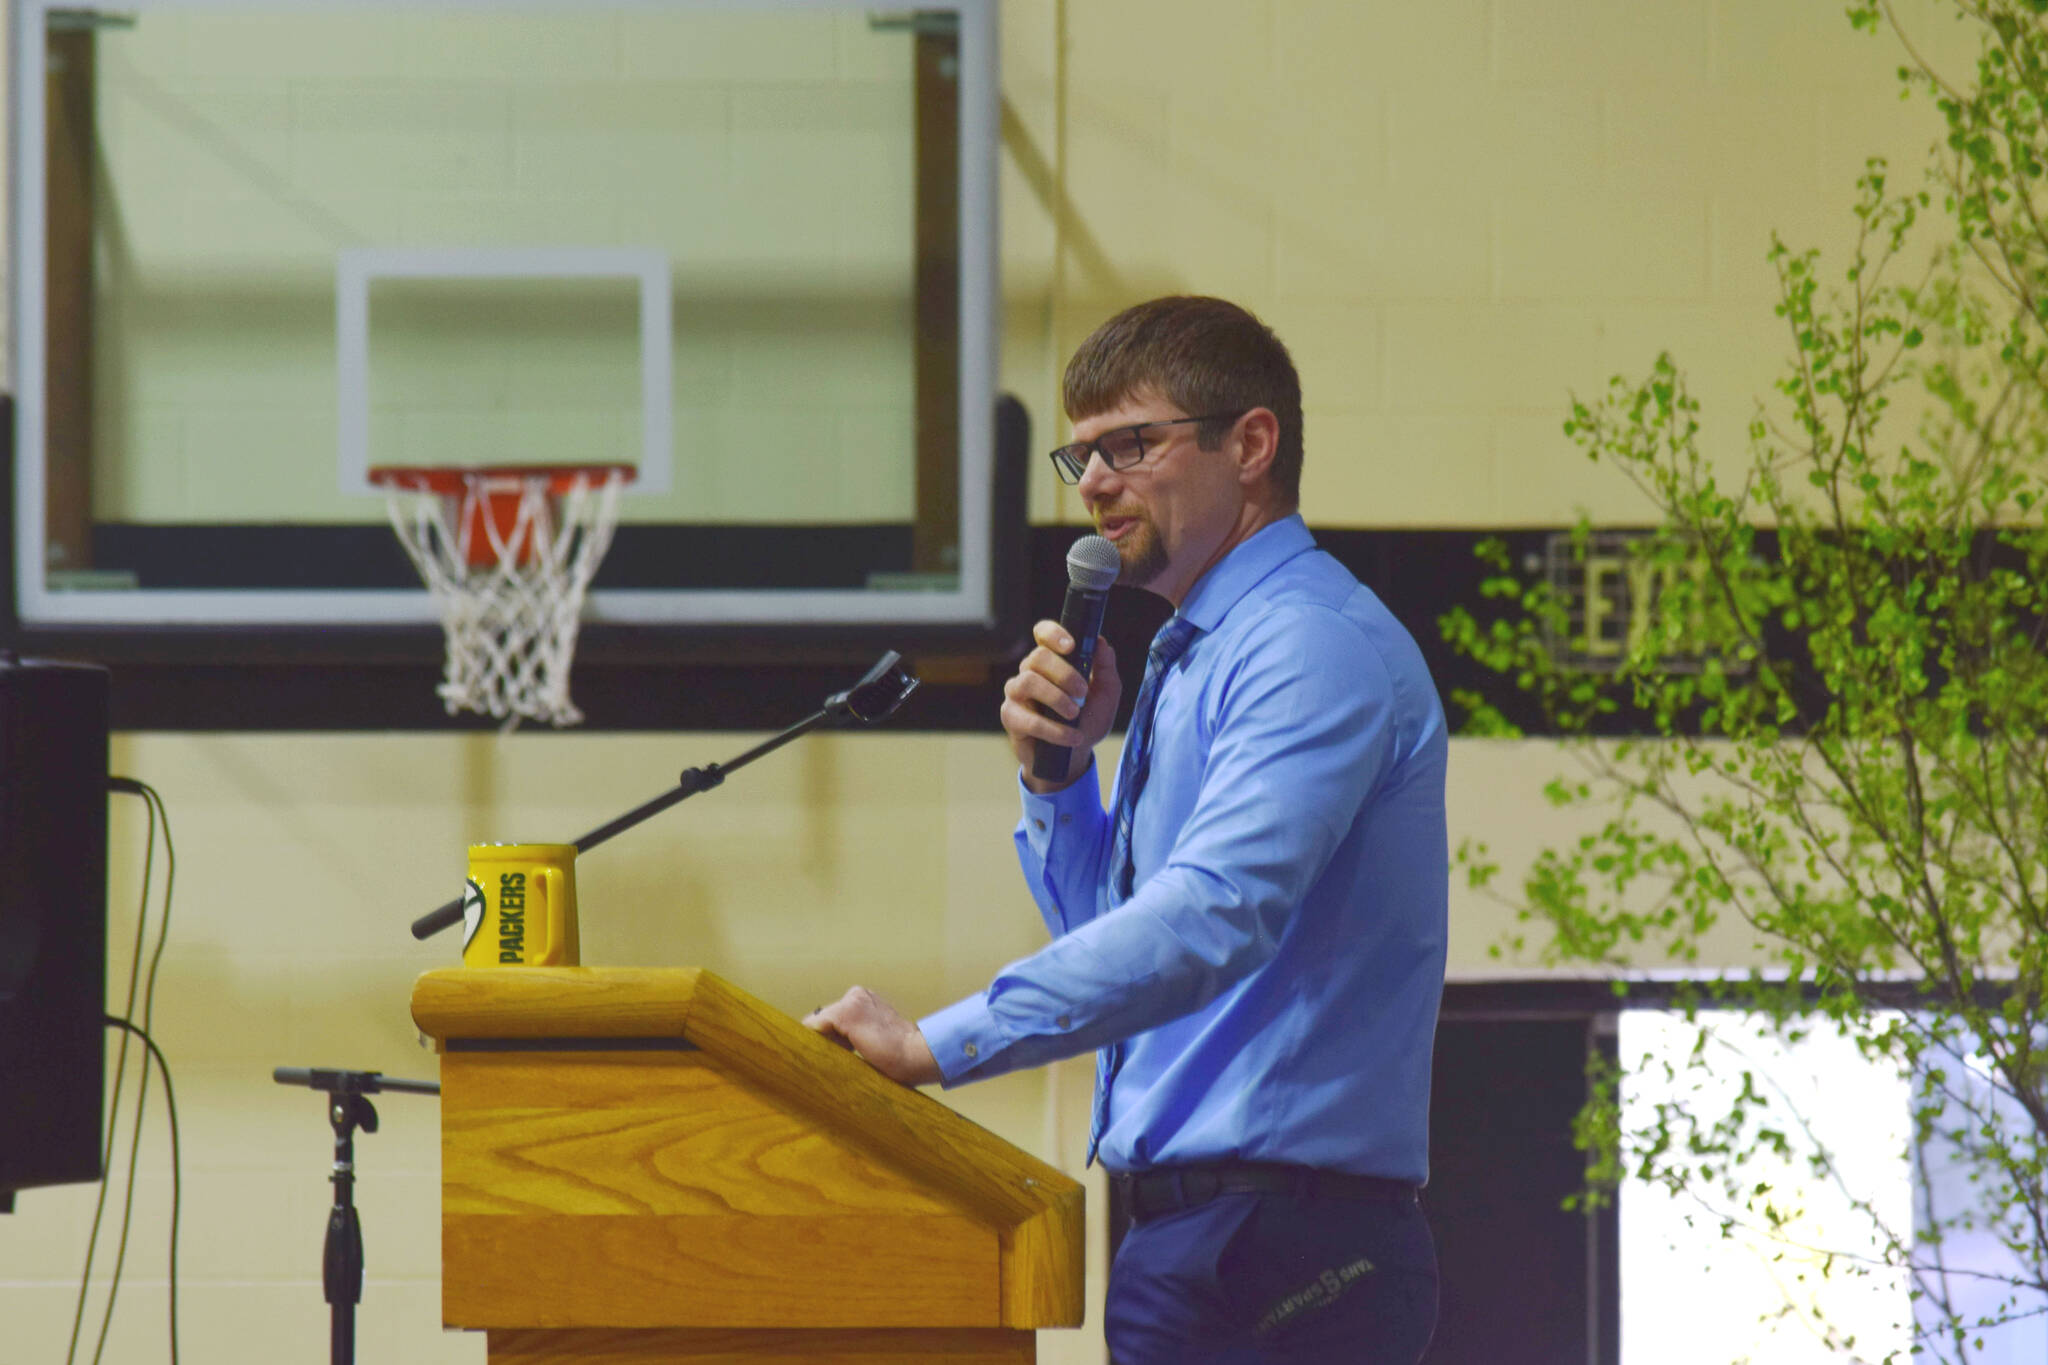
[460,844,580,968]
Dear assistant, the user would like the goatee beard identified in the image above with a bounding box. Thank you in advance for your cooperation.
[1113,521,1167,587]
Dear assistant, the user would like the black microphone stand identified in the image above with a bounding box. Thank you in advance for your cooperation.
[273,1066,439,1365]
[408,650,920,940]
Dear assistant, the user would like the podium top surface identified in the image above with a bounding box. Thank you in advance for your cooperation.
[415,964,730,1041]
[411,966,1083,1235]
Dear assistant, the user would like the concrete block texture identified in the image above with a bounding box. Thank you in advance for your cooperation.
[0,711,1800,1365]
[6,17,2000,1364]
[57,0,1965,531]
[1022,0,1953,527]
[70,5,917,528]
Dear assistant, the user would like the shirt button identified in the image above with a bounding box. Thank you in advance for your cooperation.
[963,1042,978,1059]
[1057,1015,1071,1029]
[1059,814,1072,825]
[1032,819,1046,832]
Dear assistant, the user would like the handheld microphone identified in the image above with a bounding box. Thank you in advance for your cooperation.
[1032,535,1121,782]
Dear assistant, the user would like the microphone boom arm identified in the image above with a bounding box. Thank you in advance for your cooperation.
[408,652,918,941]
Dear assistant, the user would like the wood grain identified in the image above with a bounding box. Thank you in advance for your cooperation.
[440,1053,956,1218]
[998,1193,1087,1329]
[414,966,706,1041]
[486,1326,1036,1364]
[444,1212,999,1328]
[414,968,1085,1331]
[675,972,1086,1328]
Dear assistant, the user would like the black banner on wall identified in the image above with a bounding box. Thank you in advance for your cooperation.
[7,522,1569,732]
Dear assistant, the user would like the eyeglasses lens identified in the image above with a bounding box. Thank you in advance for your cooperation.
[1050,424,1161,484]
[1099,428,1145,467]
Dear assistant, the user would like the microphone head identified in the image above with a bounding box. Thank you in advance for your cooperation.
[1065,534,1121,593]
[829,651,920,724]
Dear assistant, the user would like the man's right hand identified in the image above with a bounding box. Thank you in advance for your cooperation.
[1000,619,1122,793]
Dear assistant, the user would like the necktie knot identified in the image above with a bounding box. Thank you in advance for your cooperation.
[1105,614,1203,909]
[1148,615,1201,672]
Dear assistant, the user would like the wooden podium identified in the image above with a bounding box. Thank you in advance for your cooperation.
[410,967,1084,1364]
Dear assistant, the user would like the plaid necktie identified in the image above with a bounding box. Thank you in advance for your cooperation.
[1087,613,1202,1166]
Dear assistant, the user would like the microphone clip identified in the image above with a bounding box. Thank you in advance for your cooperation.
[825,650,921,724]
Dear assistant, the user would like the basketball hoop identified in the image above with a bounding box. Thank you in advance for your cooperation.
[369,464,632,729]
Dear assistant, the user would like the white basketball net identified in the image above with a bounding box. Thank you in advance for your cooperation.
[379,469,626,729]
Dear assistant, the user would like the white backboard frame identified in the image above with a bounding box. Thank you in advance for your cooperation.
[10,0,999,630]
[336,246,675,500]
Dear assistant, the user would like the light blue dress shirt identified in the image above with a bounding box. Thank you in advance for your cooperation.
[919,514,1449,1182]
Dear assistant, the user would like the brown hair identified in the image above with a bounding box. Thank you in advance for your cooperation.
[1062,296,1304,504]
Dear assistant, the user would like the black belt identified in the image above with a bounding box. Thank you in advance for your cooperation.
[1111,1162,1419,1223]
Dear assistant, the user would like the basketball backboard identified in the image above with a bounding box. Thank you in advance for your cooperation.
[10,0,998,634]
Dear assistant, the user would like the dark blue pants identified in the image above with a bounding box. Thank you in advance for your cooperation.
[1105,1188,1438,1365]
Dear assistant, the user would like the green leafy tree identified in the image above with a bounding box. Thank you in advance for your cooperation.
[1441,3,2048,1359]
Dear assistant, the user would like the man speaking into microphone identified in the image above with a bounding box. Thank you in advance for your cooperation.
[807,296,1448,1365]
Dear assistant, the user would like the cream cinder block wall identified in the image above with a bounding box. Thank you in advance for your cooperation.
[85,7,918,525]
[4,3,1990,1364]
[5,732,1099,1363]
[1004,0,1978,529]
[0,733,1824,1364]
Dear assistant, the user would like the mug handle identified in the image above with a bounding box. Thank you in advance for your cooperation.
[535,864,566,963]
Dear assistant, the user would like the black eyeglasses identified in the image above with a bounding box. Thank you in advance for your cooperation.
[1047,412,1246,485]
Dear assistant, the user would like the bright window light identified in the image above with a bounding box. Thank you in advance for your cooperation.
[1619,1010,1913,1365]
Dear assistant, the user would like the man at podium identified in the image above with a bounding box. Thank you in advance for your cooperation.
[808,296,1449,1365]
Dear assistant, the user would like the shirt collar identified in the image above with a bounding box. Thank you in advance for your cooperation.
[1176,513,1316,634]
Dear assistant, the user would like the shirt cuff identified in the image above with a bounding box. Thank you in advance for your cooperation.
[918,993,1007,1087]
[1015,759,1103,859]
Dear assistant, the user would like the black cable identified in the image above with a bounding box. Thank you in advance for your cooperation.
[92,782,176,1365]
[101,1015,180,1365]
[140,785,180,1365]
[70,781,157,1365]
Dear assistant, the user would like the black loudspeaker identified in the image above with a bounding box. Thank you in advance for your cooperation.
[0,655,110,1200]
